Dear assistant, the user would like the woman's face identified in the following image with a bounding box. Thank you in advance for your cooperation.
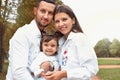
[54,12,75,37]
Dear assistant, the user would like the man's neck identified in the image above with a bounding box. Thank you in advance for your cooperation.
[35,19,45,32]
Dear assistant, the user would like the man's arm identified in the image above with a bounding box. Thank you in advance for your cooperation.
[9,28,34,80]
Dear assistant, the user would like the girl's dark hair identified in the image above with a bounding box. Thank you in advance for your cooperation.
[40,33,59,55]
[37,0,57,7]
[54,4,83,33]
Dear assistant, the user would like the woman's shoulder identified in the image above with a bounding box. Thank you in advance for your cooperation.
[70,32,89,45]
[71,32,87,40]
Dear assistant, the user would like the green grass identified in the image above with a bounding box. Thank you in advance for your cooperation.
[98,58,120,65]
[97,58,120,80]
[97,68,120,80]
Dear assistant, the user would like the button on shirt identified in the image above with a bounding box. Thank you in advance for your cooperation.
[57,32,99,80]
[6,20,41,80]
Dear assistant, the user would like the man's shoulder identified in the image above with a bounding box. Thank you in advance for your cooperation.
[16,20,37,33]
[19,20,35,30]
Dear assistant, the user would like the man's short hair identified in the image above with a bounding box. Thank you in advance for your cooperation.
[37,0,56,7]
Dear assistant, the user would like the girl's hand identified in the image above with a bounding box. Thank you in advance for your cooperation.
[40,61,50,73]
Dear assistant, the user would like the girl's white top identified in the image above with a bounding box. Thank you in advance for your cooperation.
[29,52,59,79]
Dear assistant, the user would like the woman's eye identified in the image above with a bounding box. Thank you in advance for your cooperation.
[62,18,67,21]
[55,20,59,23]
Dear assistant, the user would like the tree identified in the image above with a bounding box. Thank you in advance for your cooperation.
[0,0,20,72]
[94,38,111,57]
[0,0,8,72]
[109,39,120,57]
[0,22,5,72]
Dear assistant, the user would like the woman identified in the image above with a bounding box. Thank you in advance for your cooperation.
[45,4,99,80]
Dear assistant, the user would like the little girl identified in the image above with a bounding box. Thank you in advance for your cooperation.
[29,33,60,80]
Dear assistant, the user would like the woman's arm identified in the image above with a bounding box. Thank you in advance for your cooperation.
[45,70,67,80]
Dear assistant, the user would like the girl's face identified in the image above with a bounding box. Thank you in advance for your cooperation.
[54,12,75,37]
[42,39,58,56]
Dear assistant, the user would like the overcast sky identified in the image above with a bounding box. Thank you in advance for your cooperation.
[62,0,120,47]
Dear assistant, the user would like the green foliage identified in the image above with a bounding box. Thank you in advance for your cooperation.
[16,0,37,27]
[55,0,63,4]
[94,38,111,57]
[109,39,120,57]
[94,38,120,57]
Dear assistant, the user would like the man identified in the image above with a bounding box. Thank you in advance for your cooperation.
[6,0,56,80]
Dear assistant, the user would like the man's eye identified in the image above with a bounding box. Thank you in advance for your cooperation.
[48,12,53,16]
[40,9,46,13]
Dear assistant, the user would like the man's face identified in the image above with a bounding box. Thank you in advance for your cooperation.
[34,1,56,27]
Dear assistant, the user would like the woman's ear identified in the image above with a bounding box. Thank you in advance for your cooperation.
[34,7,37,15]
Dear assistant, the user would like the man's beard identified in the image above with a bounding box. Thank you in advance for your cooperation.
[37,22,49,28]
[35,17,49,28]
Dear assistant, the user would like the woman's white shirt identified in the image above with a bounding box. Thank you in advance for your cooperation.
[58,32,99,80]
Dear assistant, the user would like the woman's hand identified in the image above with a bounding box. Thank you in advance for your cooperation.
[44,70,67,80]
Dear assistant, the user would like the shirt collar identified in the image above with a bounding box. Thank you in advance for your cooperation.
[30,19,41,36]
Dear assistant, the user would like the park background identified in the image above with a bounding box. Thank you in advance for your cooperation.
[0,0,120,80]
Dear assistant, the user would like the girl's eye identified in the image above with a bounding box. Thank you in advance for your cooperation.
[51,45,55,47]
[44,44,48,46]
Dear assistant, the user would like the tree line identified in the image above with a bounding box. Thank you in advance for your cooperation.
[94,38,120,57]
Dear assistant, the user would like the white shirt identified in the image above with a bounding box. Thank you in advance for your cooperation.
[58,32,99,80]
[29,52,59,80]
[6,20,41,80]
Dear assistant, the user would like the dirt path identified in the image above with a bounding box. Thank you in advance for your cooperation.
[99,65,120,69]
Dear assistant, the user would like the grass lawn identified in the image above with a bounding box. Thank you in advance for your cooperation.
[97,58,120,80]
[97,68,120,80]
[98,58,120,65]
